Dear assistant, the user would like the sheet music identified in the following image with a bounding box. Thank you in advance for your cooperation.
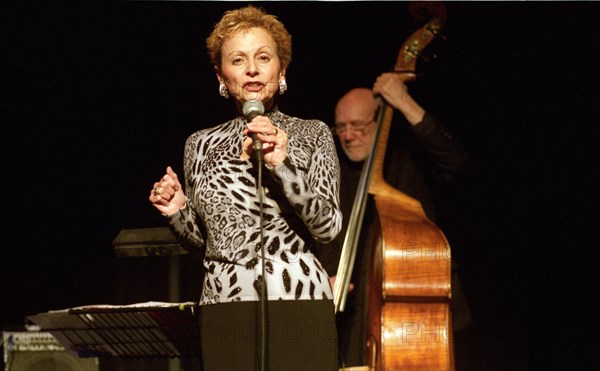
[69,301,197,312]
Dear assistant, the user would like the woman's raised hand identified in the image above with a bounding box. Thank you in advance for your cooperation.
[149,166,186,216]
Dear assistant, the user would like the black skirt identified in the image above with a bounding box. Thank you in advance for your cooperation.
[200,299,338,371]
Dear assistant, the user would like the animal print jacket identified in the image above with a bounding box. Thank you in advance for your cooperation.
[168,109,342,305]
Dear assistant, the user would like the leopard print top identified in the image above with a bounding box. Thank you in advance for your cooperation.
[168,109,342,305]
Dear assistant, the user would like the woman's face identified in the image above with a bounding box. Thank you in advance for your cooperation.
[219,27,284,110]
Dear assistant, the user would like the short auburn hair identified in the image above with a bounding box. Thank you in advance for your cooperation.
[206,5,292,71]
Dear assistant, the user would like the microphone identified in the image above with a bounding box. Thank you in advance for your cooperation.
[242,100,265,161]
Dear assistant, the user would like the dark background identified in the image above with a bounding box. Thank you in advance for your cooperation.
[2,1,599,370]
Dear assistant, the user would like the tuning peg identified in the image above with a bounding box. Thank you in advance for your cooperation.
[435,32,447,41]
[425,29,447,43]
[403,46,436,64]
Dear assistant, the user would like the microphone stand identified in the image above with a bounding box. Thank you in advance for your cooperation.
[243,100,268,371]
[254,149,268,371]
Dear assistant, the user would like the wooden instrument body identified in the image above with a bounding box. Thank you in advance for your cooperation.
[365,195,454,370]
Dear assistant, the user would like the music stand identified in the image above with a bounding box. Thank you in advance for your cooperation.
[112,227,188,257]
[26,302,200,359]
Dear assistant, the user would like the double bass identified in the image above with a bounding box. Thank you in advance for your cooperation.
[333,2,454,370]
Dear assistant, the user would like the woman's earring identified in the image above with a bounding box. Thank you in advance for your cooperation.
[219,82,229,98]
[278,79,287,95]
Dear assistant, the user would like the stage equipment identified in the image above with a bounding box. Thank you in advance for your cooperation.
[2,331,99,371]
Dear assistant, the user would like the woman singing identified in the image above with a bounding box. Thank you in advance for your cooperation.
[149,5,341,370]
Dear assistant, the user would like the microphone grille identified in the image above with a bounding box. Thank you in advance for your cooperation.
[242,100,265,117]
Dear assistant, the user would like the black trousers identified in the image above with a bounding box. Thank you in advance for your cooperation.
[200,299,338,371]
